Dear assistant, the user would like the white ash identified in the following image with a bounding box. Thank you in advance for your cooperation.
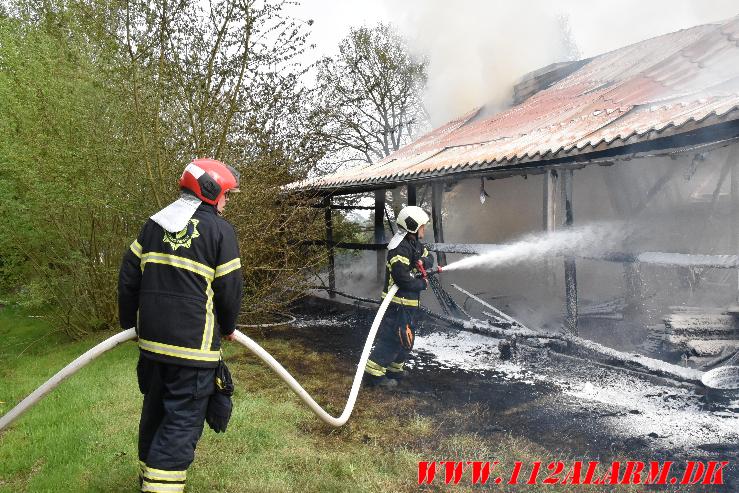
[414,328,738,454]
[562,369,739,453]
[412,330,541,384]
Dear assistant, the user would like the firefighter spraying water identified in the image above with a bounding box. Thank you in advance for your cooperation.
[363,206,435,389]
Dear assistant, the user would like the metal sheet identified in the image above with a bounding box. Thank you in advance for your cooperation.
[289,17,739,193]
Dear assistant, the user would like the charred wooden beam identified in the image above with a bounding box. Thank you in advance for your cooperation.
[374,189,386,283]
[407,184,417,206]
[431,182,447,266]
[323,197,335,298]
[732,148,739,301]
[561,169,578,335]
[603,166,646,315]
[316,284,705,385]
[310,204,375,210]
[542,170,557,232]
[302,241,387,251]
[542,170,558,287]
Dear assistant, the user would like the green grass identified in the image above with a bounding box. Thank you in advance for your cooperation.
[0,306,677,492]
[0,307,421,492]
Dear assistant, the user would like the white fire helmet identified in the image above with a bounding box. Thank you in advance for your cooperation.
[397,206,429,233]
[388,206,430,250]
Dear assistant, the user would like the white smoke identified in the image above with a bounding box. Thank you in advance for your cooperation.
[385,0,739,124]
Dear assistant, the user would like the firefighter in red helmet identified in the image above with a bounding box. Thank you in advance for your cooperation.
[118,158,243,492]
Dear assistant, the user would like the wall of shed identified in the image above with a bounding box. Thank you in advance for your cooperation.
[435,145,738,348]
[321,143,739,351]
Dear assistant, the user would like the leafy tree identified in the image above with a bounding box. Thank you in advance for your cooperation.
[316,23,428,213]
[0,0,332,334]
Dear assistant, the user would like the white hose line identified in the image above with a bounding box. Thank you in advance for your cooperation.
[0,328,137,432]
[1,285,398,431]
[232,284,397,427]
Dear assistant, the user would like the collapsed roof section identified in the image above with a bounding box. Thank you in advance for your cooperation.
[289,16,739,195]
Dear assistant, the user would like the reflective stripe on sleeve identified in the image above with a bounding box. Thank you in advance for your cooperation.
[389,255,410,266]
[214,258,241,278]
[130,240,143,258]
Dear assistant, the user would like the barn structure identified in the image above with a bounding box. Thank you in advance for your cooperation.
[288,17,739,363]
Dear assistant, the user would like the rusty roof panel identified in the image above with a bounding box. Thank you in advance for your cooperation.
[289,17,739,193]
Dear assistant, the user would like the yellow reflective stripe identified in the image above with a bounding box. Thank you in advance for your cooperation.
[214,258,241,278]
[141,482,185,493]
[144,467,186,481]
[130,240,143,258]
[389,255,410,266]
[138,338,220,362]
[381,292,420,307]
[365,359,386,376]
[201,281,215,351]
[422,248,429,257]
[388,362,404,372]
[141,252,215,281]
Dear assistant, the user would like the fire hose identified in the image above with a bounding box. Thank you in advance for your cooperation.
[0,284,402,432]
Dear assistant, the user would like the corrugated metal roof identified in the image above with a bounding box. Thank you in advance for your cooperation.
[290,16,739,193]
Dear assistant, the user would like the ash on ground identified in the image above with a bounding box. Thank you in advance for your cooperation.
[257,296,739,490]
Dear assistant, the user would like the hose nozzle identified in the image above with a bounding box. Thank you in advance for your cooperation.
[415,261,443,279]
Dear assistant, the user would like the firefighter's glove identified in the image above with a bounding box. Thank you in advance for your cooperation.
[398,323,415,350]
[206,360,234,433]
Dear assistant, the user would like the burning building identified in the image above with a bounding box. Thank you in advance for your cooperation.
[288,17,739,373]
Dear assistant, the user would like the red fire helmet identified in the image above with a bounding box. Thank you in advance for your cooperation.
[179,158,240,205]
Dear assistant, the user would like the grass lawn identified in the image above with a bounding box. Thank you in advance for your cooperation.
[0,304,652,492]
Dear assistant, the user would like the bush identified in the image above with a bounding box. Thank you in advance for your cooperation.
[0,2,333,337]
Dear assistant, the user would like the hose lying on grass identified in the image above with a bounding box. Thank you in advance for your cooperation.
[0,284,398,432]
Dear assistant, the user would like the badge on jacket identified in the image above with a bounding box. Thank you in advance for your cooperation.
[163,218,200,250]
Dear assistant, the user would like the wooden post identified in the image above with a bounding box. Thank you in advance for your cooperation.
[543,170,558,232]
[407,184,417,206]
[323,196,335,298]
[561,170,578,334]
[732,154,739,303]
[543,170,558,287]
[431,182,447,266]
[374,189,386,283]
[602,165,645,316]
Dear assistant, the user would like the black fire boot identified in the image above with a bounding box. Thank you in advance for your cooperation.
[363,373,398,389]
[386,362,406,381]
[376,377,398,390]
[386,372,404,381]
[362,372,383,387]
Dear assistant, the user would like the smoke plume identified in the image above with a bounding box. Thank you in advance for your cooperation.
[385,0,739,125]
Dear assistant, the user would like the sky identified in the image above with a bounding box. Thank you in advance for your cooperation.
[291,1,739,124]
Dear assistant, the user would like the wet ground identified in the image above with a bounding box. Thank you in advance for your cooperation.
[266,295,739,491]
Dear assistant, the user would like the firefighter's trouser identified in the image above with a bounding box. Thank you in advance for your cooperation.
[365,304,417,380]
[136,356,215,492]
